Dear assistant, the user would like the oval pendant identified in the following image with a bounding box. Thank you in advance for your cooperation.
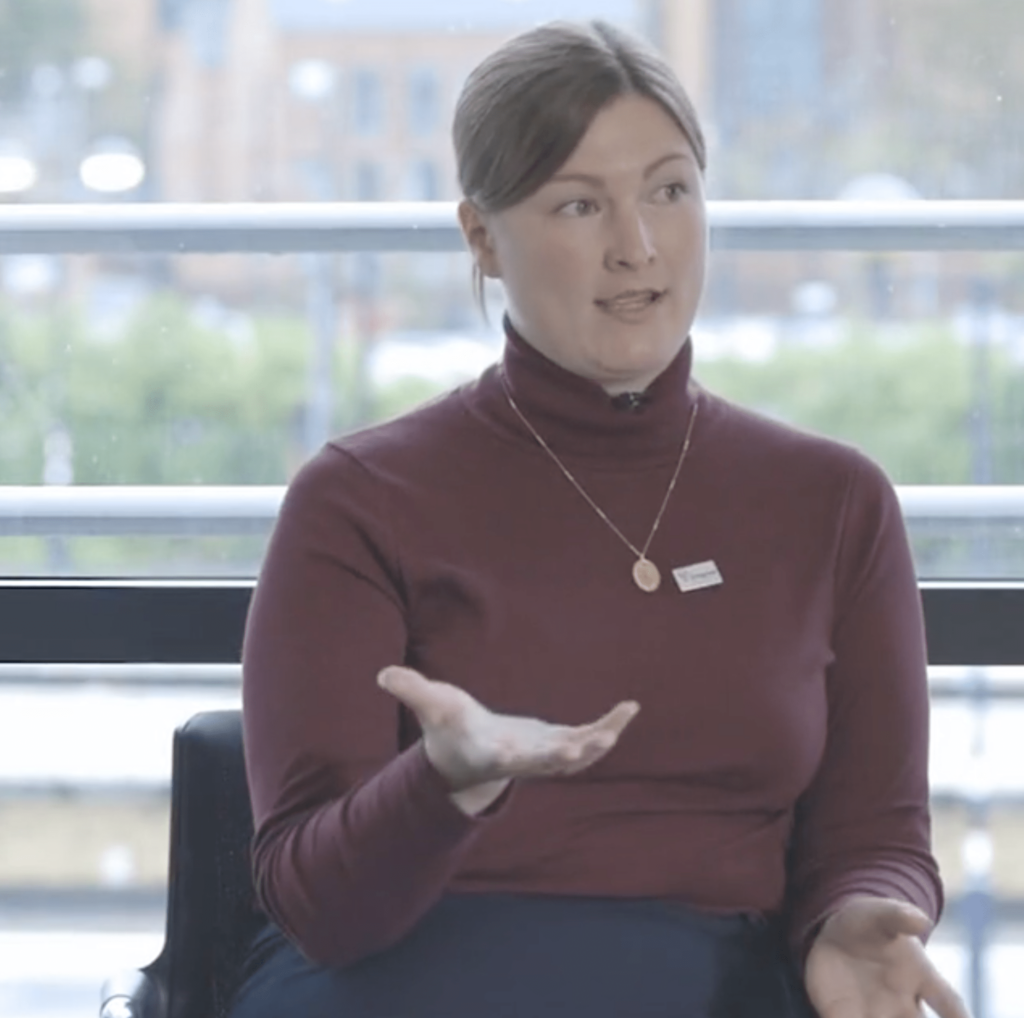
[632,557,661,593]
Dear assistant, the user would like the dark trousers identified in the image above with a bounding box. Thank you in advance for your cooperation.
[229,893,817,1018]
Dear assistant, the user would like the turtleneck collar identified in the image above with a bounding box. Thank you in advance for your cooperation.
[467,317,698,464]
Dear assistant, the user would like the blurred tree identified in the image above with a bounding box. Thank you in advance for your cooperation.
[0,302,64,483]
[694,324,1024,485]
[0,0,86,101]
[66,296,309,485]
[3,296,1022,488]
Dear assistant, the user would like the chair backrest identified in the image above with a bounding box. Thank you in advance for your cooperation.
[149,710,267,1018]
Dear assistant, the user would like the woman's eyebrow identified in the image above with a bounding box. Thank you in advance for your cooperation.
[642,152,695,178]
[546,151,695,188]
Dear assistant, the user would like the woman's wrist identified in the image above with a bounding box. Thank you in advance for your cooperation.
[449,777,512,816]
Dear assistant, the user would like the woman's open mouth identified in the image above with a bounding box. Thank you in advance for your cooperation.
[595,289,667,317]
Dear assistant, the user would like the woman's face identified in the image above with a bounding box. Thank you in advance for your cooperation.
[460,93,707,395]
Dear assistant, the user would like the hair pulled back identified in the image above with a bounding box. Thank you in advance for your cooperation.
[453,20,706,215]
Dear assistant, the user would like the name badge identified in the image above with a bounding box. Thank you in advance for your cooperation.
[672,560,723,593]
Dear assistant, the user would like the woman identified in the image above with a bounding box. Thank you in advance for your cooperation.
[231,20,969,1018]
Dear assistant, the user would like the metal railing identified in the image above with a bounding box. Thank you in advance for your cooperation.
[1,483,1023,535]
[2,199,1024,253]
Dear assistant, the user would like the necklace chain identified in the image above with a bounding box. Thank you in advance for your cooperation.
[500,369,699,569]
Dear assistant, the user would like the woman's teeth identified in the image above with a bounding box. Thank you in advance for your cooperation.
[600,291,662,313]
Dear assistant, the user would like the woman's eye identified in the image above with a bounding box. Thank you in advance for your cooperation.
[654,182,688,203]
[559,198,598,217]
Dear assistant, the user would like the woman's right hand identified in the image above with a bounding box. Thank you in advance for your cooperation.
[377,665,640,794]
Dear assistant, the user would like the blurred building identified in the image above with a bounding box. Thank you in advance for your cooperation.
[82,0,159,78]
[74,0,984,319]
[150,0,885,200]
[154,0,646,204]
[142,0,654,308]
[709,0,896,198]
[93,0,898,204]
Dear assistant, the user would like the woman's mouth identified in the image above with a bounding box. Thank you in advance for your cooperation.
[596,289,667,317]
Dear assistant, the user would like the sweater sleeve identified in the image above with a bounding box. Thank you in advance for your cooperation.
[242,446,504,968]
[784,456,943,965]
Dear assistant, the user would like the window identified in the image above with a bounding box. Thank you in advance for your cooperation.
[354,159,384,201]
[405,158,439,200]
[351,68,385,136]
[1,5,1022,1017]
[407,66,439,137]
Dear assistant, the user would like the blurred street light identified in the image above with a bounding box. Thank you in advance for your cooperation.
[0,148,39,195]
[79,137,146,194]
[837,173,922,203]
[288,60,336,103]
[72,56,113,94]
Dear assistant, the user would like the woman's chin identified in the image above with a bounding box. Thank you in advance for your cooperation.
[589,338,685,391]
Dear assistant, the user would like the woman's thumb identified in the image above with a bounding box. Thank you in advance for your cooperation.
[377,665,427,702]
[878,900,933,940]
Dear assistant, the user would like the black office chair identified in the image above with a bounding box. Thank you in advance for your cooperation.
[100,710,268,1018]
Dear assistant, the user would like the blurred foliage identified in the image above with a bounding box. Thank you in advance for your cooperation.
[699,323,1024,578]
[1,295,304,484]
[0,292,456,488]
[1,291,1023,575]
[71,297,310,484]
[696,324,1024,485]
[2,295,1022,488]
[0,0,86,101]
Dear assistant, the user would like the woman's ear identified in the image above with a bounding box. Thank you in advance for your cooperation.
[458,199,501,279]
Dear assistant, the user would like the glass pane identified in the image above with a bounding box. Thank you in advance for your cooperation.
[2,3,1023,1016]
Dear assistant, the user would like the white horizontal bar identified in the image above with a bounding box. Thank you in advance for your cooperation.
[0,202,465,254]
[0,663,240,687]
[898,486,1024,519]
[0,486,282,535]
[4,663,1022,696]
[2,485,1022,536]
[709,200,1024,250]
[2,201,1024,253]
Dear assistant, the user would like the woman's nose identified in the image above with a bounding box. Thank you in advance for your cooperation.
[604,209,656,270]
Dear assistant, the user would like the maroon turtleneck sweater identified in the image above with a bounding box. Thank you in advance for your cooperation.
[242,327,942,970]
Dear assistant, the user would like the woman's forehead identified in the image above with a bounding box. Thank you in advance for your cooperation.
[546,97,697,180]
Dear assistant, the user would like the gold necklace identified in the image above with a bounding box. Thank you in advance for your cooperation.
[501,370,700,593]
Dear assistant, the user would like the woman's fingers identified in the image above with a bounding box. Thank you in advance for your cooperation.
[551,702,641,772]
[575,700,641,739]
[601,699,642,732]
[919,966,972,1018]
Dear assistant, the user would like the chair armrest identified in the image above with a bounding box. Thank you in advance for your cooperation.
[100,968,165,1018]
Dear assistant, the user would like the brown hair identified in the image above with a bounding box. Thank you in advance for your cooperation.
[453,20,706,305]
[454,20,704,211]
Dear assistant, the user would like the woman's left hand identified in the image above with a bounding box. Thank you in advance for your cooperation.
[804,896,971,1018]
